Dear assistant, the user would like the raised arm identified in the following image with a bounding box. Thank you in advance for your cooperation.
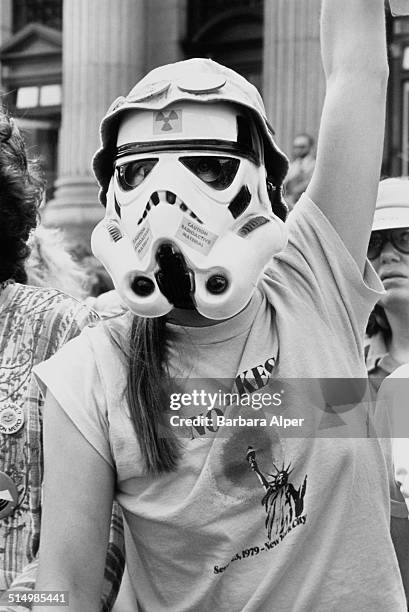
[33,393,114,612]
[307,0,388,271]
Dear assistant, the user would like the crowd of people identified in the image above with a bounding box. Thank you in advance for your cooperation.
[0,0,409,610]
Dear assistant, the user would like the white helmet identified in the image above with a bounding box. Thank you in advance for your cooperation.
[91,59,289,319]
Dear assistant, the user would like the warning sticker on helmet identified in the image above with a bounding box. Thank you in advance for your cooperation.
[154,109,182,134]
[176,218,218,254]
[133,224,153,259]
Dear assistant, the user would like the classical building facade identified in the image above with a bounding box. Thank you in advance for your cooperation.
[0,0,406,249]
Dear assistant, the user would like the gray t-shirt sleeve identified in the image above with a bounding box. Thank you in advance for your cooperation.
[33,328,114,468]
[265,193,384,334]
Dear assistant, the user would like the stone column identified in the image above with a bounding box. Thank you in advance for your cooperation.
[0,0,12,44]
[44,0,146,248]
[0,0,12,90]
[262,0,324,158]
[145,0,186,71]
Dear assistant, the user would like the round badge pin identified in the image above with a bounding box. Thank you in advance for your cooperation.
[126,80,171,103]
[177,73,227,94]
[0,472,18,519]
[0,402,24,435]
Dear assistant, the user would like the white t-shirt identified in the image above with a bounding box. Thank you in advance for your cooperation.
[35,195,406,612]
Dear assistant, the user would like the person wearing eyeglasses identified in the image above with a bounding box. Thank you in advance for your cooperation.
[366,178,409,396]
[365,177,409,607]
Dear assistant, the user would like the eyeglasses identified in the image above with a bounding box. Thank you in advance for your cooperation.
[367,228,409,260]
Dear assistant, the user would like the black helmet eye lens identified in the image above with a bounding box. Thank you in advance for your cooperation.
[180,156,240,190]
[116,159,158,191]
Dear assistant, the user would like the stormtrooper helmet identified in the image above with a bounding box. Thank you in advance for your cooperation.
[91,59,289,319]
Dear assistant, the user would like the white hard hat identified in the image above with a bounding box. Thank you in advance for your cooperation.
[373,177,409,230]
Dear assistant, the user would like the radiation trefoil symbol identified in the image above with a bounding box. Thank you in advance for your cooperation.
[154,110,181,132]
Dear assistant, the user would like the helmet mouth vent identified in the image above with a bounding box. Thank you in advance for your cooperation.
[155,242,195,309]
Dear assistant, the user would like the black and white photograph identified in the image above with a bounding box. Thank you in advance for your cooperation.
[1,1,409,610]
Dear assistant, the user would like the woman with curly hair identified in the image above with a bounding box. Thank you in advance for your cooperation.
[0,112,41,285]
[0,109,124,610]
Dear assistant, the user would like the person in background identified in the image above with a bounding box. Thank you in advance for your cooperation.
[284,132,315,209]
[366,178,409,396]
[26,225,89,300]
[0,107,123,611]
[365,176,409,606]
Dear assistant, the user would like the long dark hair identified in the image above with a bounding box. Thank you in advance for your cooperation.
[127,316,182,474]
[366,303,391,344]
[0,109,43,283]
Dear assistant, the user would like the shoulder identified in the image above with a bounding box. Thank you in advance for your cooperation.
[266,193,335,274]
[261,195,330,284]
[55,311,132,374]
[262,194,382,331]
[6,282,99,350]
[285,192,328,232]
[9,282,94,317]
[84,311,132,350]
[33,313,131,422]
[84,290,125,317]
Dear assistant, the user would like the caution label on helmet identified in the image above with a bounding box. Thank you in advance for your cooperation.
[176,218,218,254]
[133,224,153,259]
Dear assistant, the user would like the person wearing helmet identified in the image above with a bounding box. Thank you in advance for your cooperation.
[33,2,406,611]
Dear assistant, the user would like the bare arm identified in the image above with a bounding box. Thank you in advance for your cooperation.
[33,393,114,612]
[307,0,388,271]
